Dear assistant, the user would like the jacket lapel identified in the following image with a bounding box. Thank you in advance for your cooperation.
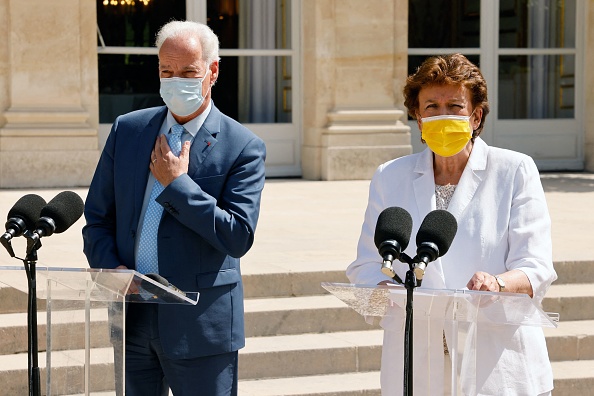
[413,147,437,221]
[188,105,220,175]
[133,107,167,223]
[412,148,446,287]
[446,137,488,219]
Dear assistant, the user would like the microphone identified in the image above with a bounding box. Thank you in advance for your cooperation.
[413,210,458,285]
[1,194,47,257]
[144,273,187,297]
[26,191,85,253]
[2,194,47,242]
[374,207,413,280]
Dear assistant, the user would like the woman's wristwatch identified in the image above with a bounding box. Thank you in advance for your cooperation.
[494,275,506,292]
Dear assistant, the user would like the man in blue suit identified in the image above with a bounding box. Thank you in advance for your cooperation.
[82,21,266,396]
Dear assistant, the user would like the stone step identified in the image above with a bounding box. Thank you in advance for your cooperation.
[243,270,349,299]
[244,283,593,338]
[0,260,591,314]
[1,289,591,354]
[239,330,383,380]
[542,283,594,321]
[238,320,594,381]
[238,371,381,396]
[545,320,594,362]
[244,295,380,337]
[551,360,594,395]
[0,347,116,395]
[0,283,46,314]
[239,320,594,381]
[242,260,594,298]
[0,308,110,354]
[238,359,594,396]
[551,261,594,285]
[4,356,592,395]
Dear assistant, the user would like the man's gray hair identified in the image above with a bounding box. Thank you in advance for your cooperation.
[156,21,220,66]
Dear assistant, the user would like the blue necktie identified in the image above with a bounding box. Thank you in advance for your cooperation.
[136,124,185,274]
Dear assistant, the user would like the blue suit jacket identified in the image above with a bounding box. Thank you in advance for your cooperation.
[82,104,266,359]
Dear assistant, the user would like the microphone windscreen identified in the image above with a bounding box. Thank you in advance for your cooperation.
[374,207,413,250]
[416,210,458,257]
[144,273,169,286]
[40,191,85,233]
[144,273,186,297]
[7,194,47,231]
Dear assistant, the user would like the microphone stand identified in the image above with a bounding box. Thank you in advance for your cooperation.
[24,234,42,396]
[403,268,417,396]
[391,252,417,396]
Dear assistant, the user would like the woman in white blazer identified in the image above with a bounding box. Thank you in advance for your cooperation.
[347,54,556,395]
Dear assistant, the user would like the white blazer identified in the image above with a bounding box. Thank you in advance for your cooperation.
[347,138,556,395]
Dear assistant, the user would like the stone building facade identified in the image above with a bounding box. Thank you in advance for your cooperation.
[0,0,592,188]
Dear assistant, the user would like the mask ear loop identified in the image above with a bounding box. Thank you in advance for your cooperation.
[416,113,426,144]
[469,108,479,140]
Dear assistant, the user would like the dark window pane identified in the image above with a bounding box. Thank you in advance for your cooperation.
[407,54,481,77]
[99,54,163,123]
[498,55,574,119]
[97,0,185,47]
[499,0,576,49]
[408,0,480,48]
[207,0,292,50]
[214,56,292,124]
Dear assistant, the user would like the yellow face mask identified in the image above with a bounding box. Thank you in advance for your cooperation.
[420,114,473,157]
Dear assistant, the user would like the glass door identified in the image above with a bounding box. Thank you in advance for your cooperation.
[407,0,584,170]
[97,0,301,177]
[201,0,301,177]
[489,0,583,170]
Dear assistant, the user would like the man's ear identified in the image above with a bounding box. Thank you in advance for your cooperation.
[209,61,219,86]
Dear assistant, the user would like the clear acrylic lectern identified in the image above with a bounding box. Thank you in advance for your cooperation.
[322,282,558,396]
[0,266,199,395]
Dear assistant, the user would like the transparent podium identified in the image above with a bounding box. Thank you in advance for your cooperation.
[0,266,199,396]
[322,282,558,396]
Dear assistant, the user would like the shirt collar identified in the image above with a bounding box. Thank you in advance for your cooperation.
[164,101,212,138]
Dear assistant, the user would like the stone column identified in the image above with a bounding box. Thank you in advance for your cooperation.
[301,0,411,180]
[585,2,594,172]
[0,0,99,188]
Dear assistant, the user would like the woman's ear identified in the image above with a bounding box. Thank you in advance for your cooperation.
[471,107,483,130]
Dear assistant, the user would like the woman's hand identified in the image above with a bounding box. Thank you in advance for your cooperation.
[467,269,533,297]
[466,271,500,292]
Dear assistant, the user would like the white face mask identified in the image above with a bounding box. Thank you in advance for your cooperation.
[159,70,211,117]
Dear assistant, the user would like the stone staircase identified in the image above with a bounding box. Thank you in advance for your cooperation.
[1,261,593,395]
[239,260,594,395]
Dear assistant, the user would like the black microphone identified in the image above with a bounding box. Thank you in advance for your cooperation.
[374,207,413,280]
[1,194,47,257]
[26,191,85,254]
[2,194,47,242]
[144,273,187,297]
[413,210,458,285]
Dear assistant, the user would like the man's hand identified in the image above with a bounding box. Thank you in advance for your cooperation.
[150,135,190,186]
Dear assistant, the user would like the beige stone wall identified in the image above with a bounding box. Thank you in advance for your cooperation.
[585,1,594,172]
[0,0,99,188]
[0,1,590,187]
[301,0,411,180]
